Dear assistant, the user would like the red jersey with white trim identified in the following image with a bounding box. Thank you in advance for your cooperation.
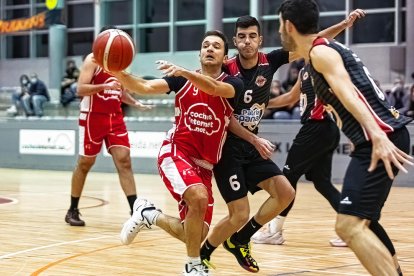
[80,67,123,114]
[164,72,241,165]
[309,38,412,146]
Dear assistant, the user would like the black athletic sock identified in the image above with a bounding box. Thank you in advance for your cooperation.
[70,196,80,210]
[200,239,216,259]
[127,194,137,214]
[232,217,262,244]
[369,221,396,255]
[397,266,403,276]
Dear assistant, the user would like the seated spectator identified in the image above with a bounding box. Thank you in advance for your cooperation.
[60,59,80,107]
[388,77,409,114]
[405,84,414,118]
[263,79,300,120]
[6,74,31,116]
[282,60,303,91]
[21,73,50,117]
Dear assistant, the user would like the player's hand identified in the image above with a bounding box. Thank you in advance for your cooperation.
[105,80,122,90]
[344,9,366,27]
[134,102,154,111]
[253,137,275,160]
[156,60,187,77]
[368,134,413,179]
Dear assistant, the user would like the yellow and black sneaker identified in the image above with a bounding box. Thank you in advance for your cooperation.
[223,237,259,273]
[201,257,216,274]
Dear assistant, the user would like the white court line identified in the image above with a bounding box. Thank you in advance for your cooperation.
[0,235,112,260]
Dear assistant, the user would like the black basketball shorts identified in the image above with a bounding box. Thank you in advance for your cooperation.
[213,136,283,203]
[339,127,410,221]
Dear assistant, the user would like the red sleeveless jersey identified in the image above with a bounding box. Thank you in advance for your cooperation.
[166,72,234,165]
[80,67,123,114]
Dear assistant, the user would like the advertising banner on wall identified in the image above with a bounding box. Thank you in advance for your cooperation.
[19,129,75,156]
[103,131,166,158]
[0,9,62,34]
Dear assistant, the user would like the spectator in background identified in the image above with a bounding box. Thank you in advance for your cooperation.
[60,59,80,107]
[263,79,292,119]
[389,77,409,114]
[282,60,303,91]
[405,84,414,118]
[21,73,50,117]
[6,74,31,116]
[269,78,300,120]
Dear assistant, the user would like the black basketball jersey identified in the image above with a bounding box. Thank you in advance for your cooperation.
[226,49,289,134]
[299,64,328,124]
[309,38,412,146]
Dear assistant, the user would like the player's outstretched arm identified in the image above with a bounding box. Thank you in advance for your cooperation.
[288,9,365,62]
[268,78,301,109]
[121,91,154,111]
[110,70,170,95]
[156,60,236,98]
[318,9,366,39]
[228,116,275,160]
[311,46,414,179]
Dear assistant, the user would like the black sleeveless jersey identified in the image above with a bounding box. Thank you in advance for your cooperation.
[309,38,412,146]
[226,49,289,134]
[299,64,328,124]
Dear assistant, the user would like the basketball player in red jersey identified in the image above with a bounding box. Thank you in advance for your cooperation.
[110,30,274,276]
[65,26,152,227]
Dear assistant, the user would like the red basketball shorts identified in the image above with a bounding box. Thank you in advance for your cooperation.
[157,140,214,226]
[78,112,130,156]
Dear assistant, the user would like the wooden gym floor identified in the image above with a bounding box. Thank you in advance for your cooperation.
[0,168,413,275]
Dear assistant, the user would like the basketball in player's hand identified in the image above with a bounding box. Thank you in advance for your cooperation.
[92,29,135,72]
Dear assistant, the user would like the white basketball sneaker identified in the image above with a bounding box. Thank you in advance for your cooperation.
[120,197,156,245]
[182,263,209,276]
[329,237,347,247]
[252,229,285,245]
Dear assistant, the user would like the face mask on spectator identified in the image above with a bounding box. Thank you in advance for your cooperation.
[30,77,37,84]
[22,79,28,85]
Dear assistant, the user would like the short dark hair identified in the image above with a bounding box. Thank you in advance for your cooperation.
[234,15,261,36]
[99,25,117,33]
[203,30,229,56]
[278,0,319,35]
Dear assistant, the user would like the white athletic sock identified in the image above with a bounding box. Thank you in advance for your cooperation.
[269,215,286,234]
[187,256,201,265]
[142,209,161,225]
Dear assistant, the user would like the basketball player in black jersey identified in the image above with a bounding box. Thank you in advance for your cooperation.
[200,13,366,273]
[258,63,405,272]
[278,1,413,275]
[252,10,366,247]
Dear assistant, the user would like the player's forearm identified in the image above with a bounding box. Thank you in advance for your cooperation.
[181,71,234,98]
[77,83,110,96]
[268,92,297,108]
[318,20,348,39]
[113,71,151,94]
[121,91,138,106]
[229,116,256,144]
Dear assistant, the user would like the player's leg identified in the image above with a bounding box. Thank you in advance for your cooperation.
[254,175,295,226]
[336,127,409,275]
[107,115,137,213]
[254,120,338,244]
[202,140,254,272]
[65,155,96,226]
[223,160,294,272]
[369,220,403,274]
[307,120,341,211]
[65,114,103,226]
